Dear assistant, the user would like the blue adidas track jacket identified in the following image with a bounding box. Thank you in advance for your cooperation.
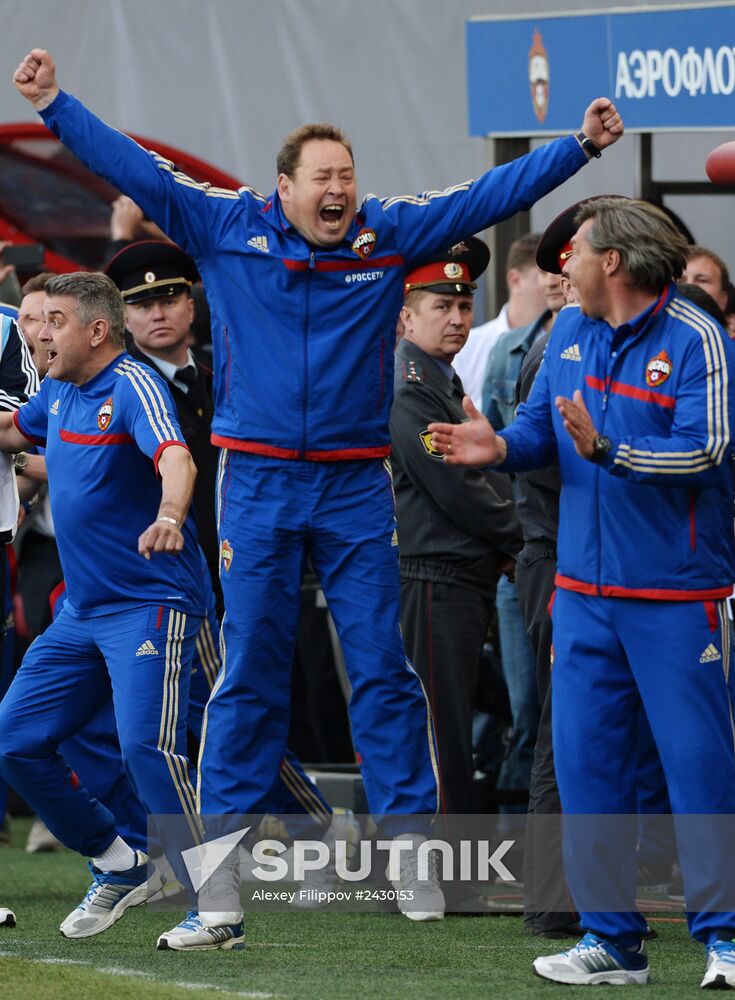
[40,90,587,459]
[500,288,735,600]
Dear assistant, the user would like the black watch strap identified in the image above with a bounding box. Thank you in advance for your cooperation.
[590,434,612,462]
[576,130,602,159]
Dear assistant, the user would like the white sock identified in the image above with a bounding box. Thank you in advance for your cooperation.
[91,836,137,872]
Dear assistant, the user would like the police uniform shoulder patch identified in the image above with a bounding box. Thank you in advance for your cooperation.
[418,429,443,460]
[97,397,113,431]
[645,349,673,387]
[403,360,422,383]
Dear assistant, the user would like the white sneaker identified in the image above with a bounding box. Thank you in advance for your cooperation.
[533,932,650,985]
[60,850,162,939]
[156,910,245,951]
[701,939,735,989]
[386,833,445,922]
[0,908,16,928]
[25,819,62,854]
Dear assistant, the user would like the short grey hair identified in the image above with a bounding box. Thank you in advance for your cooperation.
[44,272,126,348]
[574,198,689,291]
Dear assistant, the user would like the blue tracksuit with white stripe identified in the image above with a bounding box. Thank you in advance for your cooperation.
[38,90,590,821]
[500,289,735,944]
[0,355,205,856]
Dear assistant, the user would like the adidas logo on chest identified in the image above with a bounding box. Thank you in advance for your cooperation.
[246,235,269,253]
[560,344,582,362]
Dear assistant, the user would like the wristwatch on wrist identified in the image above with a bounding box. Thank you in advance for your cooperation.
[12,452,28,472]
[590,434,612,463]
[576,130,602,159]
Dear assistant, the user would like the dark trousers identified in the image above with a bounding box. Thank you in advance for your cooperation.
[515,542,578,932]
[400,577,491,815]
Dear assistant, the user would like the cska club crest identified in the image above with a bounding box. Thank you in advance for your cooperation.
[97,397,113,431]
[529,29,550,125]
[221,539,234,572]
[352,228,377,259]
[645,350,673,387]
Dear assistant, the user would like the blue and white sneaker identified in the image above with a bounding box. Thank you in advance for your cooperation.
[156,910,245,951]
[701,939,735,989]
[533,932,650,985]
[0,907,16,928]
[60,850,161,939]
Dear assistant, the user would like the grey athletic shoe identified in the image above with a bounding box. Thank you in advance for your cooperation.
[156,910,245,951]
[533,932,650,985]
[60,850,161,939]
[386,833,445,922]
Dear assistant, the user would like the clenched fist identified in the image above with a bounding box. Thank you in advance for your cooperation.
[12,48,59,111]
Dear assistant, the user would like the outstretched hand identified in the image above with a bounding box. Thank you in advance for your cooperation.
[12,49,59,110]
[580,98,624,151]
[427,396,506,467]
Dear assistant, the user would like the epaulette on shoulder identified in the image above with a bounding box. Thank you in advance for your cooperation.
[402,358,423,384]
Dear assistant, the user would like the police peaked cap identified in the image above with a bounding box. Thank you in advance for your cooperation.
[536,195,693,275]
[104,240,199,304]
[404,237,490,296]
[536,196,634,275]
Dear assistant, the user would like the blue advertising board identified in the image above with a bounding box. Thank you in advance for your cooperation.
[467,3,735,134]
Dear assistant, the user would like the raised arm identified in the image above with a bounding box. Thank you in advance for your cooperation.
[383,98,624,265]
[13,49,249,257]
[138,444,197,559]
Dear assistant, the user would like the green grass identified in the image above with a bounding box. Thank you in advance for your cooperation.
[0,819,703,998]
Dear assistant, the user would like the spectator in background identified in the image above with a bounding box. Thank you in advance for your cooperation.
[454,234,547,409]
[681,244,729,314]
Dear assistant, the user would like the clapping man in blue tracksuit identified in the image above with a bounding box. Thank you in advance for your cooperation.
[429,198,735,990]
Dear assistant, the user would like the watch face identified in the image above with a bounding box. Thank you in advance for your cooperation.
[593,434,612,458]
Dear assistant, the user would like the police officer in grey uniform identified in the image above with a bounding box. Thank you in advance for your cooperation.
[390,239,523,822]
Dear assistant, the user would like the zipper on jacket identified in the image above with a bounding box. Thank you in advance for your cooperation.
[300,252,315,457]
[594,359,613,595]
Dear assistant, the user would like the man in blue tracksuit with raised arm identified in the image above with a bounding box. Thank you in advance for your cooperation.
[428,197,735,990]
[12,48,623,949]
